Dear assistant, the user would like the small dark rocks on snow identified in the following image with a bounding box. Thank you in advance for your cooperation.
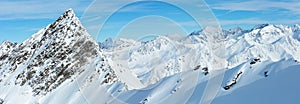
[264,71,269,77]
[224,71,243,90]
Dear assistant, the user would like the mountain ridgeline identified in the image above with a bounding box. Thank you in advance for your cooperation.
[0,9,299,103]
[0,9,117,97]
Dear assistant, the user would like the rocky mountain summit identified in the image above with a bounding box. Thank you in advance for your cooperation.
[0,9,299,104]
[0,9,117,103]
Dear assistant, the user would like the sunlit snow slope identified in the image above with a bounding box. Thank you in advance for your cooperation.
[0,9,299,104]
[99,24,300,104]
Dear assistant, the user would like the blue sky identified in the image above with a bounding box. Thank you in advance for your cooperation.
[0,0,300,42]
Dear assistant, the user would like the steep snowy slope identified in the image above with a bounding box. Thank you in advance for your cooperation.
[0,9,117,104]
[0,8,300,104]
[0,41,18,57]
[213,64,300,104]
[98,24,300,104]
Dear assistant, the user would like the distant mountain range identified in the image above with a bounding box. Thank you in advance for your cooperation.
[0,9,299,104]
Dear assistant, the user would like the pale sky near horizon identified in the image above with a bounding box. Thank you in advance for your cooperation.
[0,0,300,42]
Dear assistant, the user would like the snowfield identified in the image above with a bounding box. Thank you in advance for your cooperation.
[0,9,299,104]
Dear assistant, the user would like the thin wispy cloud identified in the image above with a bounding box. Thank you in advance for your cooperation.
[1,0,299,42]
[173,18,300,30]
[220,18,300,25]
[211,0,300,14]
[205,0,300,28]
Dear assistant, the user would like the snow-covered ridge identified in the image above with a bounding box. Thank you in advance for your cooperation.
[0,8,299,104]
[0,9,117,103]
[0,41,18,57]
[100,23,300,92]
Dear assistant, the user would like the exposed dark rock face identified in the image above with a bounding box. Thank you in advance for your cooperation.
[224,71,243,90]
[264,71,269,77]
[0,9,117,96]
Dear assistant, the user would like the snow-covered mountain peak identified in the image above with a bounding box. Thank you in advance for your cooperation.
[0,41,17,57]
[229,27,242,32]
[201,26,222,35]
[228,27,243,36]
[244,24,294,44]
[1,8,300,103]
[252,23,270,30]
[0,9,118,101]
[292,24,300,32]
[1,40,13,46]
[55,8,77,24]
[127,36,177,58]
[149,36,173,45]
[22,8,86,45]
[95,22,300,103]
[0,40,17,49]
[100,38,138,51]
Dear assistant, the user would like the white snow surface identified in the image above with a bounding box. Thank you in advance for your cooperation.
[0,9,299,104]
